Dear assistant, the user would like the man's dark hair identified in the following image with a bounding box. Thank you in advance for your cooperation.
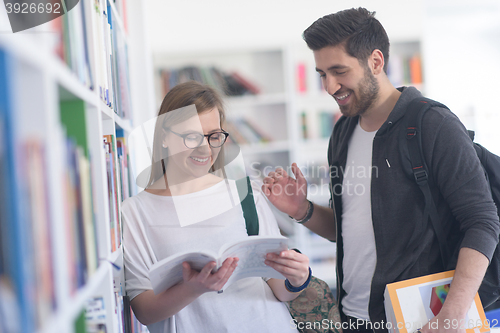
[303,8,390,73]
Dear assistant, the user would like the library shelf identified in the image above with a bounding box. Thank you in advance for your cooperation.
[239,140,290,155]
[0,0,154,332]
[225,92,288,109]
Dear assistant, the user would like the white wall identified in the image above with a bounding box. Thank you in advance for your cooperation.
[422,0,500,155]
[144,0,500,154]
[145,0,424,53]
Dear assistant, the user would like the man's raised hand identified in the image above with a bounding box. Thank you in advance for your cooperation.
[261,163,309,218]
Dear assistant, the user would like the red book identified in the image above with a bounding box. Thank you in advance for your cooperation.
[229,72,260,94]
[297,63,307,93]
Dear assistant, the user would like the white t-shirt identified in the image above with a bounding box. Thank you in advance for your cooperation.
[122,179,297,333]
[341,122,377,320]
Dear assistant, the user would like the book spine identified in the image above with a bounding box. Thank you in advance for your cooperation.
[104,142,116,252]
[409,55,422,84]
[230,71,260,94]
[300,112,308,139]
[24,142,56,326]
[296,63,307,93]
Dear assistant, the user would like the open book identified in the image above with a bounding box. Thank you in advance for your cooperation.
[149,236,289,295]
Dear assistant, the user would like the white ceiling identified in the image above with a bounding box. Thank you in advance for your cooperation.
[144,0,424,55]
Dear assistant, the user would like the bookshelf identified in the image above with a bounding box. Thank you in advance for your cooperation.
[0,0,153,332]
[152,40,425,289]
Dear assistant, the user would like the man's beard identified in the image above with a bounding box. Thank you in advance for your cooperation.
[339,68,379,118]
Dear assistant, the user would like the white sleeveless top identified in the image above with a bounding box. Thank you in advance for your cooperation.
[122,179,298,333]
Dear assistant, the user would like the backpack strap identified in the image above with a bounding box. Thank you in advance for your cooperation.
[236,176,259,236]
[403,97,451,267]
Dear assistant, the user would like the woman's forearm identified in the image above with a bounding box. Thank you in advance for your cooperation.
[130,283,203,326]
[267,278,302,302]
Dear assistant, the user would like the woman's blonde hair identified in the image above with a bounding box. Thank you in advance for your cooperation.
[147,81,226,188]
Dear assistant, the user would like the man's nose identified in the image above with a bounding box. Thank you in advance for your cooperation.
[324,75,341,96]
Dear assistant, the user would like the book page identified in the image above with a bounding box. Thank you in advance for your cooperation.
[150,251,217,295]
[219,236,289,290]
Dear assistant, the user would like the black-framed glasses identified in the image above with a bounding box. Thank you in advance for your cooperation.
[168,129,229,149]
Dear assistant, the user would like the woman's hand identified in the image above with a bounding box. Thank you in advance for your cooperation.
[182,257,239,295]
[264,250,310,288]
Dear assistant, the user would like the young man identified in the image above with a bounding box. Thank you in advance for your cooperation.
[262,8,500,333]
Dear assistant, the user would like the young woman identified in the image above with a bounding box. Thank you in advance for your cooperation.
[122,81,310,332]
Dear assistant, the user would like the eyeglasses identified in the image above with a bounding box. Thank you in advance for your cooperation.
[167,129,229,149]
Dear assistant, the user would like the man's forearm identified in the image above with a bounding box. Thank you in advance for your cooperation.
[301,203,337,241]
[440,247,489,318]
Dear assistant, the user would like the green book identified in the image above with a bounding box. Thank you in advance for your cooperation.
[74,309,87,333]
[60,99,88,158]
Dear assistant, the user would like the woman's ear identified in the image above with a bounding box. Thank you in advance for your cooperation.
[370,49,385,75]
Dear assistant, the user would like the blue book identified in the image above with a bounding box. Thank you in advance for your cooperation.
[0,48,35,333]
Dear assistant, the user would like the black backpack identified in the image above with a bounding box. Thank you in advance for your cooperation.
[401,97,500,309]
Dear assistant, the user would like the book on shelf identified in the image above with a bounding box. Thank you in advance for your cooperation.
[158,66,261,97]
[104,140,116,251]
[23,141,56,325]
[318,111,335,138]
[227,118,271,144]
[300,111,308,139]
[114,0,129,33]
[113,277,125,333]
[103,134,122,252]
[74,310,87,333]
[296,62,307,93]
[149,236,289,295]
[387,53,423,87]
[384,270,489,333]
[0,52,24,331]
[85,297,107,333]
[409,55,422,85]
[230,71,261,95]
[299,111,337,141]
[0,50,48,332]
[224,121,249,145]
[116,130,135,200]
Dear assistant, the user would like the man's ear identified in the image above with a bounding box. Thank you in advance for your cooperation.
[369,49,385,75]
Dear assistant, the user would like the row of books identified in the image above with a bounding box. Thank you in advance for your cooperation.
[0,48,34,333]
[0,52,95,332]
[60,100,99,294]
[114,278,149,333]
[0,139,57,332]
[295,62,325,94]
[300,110,340,140]
[224,118,272,145]
[158,66,261,97]
[82,294,147,333]
[0,92,138,332]
[295,53,423,94]
[387,54,423,87]
[52,0,132,119]
[104,131,135,253]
